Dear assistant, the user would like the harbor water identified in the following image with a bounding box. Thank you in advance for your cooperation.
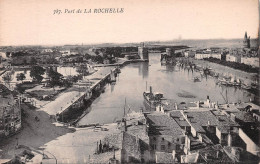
[78,53,255,125]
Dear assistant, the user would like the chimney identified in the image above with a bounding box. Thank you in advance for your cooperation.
[206,96,210,108]
[150,86,152,94]
[172,150,176,161]
[196,101,200,108]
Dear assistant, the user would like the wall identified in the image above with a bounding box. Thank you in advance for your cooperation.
[149,135,176,153]
[210,53,221,60]
[238,128,260,156]
[226,54,235,62]
[191,126,197,137]
[241,57,259,68]
[216,127,222,142]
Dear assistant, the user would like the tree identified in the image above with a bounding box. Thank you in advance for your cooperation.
[15,83,25,94]
[6,52,11,58]
[30,65,45,83]
[48,68,63,87]
[23,59,27,65]
[30,57,37,65]
[76,65,89,77]
[16,73,26,83]
[2,72,13,87]
[62,79,73,88]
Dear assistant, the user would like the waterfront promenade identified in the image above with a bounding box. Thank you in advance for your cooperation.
[40,66,117,116]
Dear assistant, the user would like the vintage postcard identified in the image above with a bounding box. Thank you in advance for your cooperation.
[0,0,259,163]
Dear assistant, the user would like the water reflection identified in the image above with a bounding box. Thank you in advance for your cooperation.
[138,62,149,78]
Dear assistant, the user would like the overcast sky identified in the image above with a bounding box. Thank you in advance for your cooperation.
[0,0,259,46]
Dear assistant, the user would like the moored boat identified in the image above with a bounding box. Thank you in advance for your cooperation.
[193,76,201,82]
[143,86,164,110]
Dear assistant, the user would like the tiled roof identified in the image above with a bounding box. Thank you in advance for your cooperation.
[212,110,240,133]
[146,113,184,137]
[170,111,190,127]
[231,111,255,123]
[122,132,141,161]
[182,111,219,133]
[181,152,200,163]
[127,125,148,143]
[104,133,124,149]
[192,144,233,163]
[184,110,239,133]
[156,152,174,163]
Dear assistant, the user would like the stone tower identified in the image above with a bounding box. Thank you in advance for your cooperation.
[166,48,175,57]
[138,42,149,61]
[243,31,250,48]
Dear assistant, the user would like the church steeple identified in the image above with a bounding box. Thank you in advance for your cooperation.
[244,31,248,39]
[243,31,250,48]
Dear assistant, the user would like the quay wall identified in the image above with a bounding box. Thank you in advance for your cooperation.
[182,58,258,85]
[57,67,117,123]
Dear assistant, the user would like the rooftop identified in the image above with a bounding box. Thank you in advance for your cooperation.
[0,84,18,109]
[170,110,190,127]
[231,111,255,123]
[193,144,233,163]
[155,152,174,163]
[212,110,240,133]
[182,110,219,133]
[146,113,184,137]
[122,132,141,162]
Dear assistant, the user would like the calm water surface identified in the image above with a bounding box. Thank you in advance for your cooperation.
[78,53,254,125]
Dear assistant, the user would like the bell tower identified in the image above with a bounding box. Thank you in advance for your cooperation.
[243,31,250,48]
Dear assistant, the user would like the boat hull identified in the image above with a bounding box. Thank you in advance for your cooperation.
[143,92,158,110]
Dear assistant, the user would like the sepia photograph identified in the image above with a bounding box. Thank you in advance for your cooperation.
[0,0,259,163]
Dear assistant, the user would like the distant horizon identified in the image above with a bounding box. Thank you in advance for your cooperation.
[0,37,259,47]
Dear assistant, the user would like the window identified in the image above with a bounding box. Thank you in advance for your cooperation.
[153,137,156,141]
[161,145,166,151]
[162,137,164,141]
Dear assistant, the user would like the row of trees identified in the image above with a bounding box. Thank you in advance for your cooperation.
[3,65,88,95]
[3,65,63,88]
